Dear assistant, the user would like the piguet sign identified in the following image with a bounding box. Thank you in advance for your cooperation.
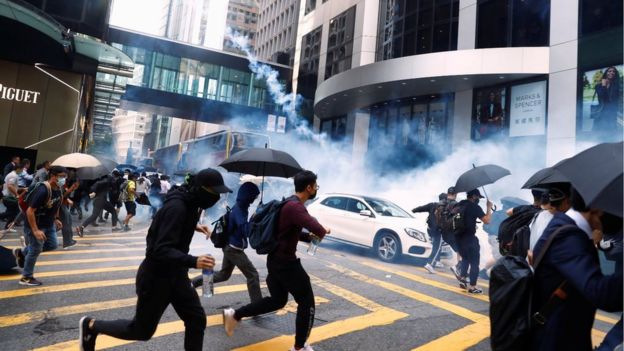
[0,83,41,104]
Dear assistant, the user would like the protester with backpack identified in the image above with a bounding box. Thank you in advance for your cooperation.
[78,168,229,351]
[530,189,622,350]
[412,192,447,274]
[455,189,492,294]
[497,189,543,258]
[222,170,330,351]
[75,175,121,237]
[192,182,263,303]
[12,166,67,286]
[437,187,463,280]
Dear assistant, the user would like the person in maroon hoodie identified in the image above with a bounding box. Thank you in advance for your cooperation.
[222,170,330,351]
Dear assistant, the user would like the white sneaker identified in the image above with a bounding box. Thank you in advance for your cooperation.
[6,228,17,233]
[424,263,436,274]
[290,345,314,351]
[223,308,238,337]
[433,261,445,269]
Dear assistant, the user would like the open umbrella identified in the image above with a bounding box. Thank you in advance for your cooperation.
[552,142,623,216]
[521,159,569,189]
[94,156,118,172]
[454,164,511,194]
[219,147,303,201]
[52,153,109,180]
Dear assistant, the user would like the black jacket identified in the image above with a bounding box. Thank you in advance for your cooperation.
[412,202,439,232]
[145,186,202,271]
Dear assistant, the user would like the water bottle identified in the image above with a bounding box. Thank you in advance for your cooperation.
[307,234,321,256]
[202,255,214,298]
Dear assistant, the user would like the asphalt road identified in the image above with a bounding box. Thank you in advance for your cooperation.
[0,218,618,351]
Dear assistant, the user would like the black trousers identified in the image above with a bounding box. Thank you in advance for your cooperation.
[93,260,206,351]
[0,198,19,229]
[457,235,480,286]
[82,198,118,228]
[236,258,315,348]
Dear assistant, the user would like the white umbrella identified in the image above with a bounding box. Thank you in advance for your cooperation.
[52,153,101,168]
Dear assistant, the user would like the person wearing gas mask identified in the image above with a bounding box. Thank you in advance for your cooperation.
[78,168,231,351]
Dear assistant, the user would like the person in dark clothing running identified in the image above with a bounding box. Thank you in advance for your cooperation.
[192,182,263,302]
[75,175,120,236]
[222,170,330,351]
[412,192,447,274]
[104,170,124,222]
[455,189,492,294]
[78,168,231,351]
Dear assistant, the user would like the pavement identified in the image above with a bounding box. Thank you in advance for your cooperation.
[0,219,618,351]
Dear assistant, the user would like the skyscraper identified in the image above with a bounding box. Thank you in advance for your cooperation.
[161,0,228,50]
[224,0,260,55]
[256,0,300,65]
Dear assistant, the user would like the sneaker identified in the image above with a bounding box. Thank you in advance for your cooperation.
[467,287,483,294]
[112,226,122,232]
[98,218,106,223]
[290,345,315,351]
[424,263,436,274]
[19,277,42,286]
[19,236,26,248]
[13,248,24,268]
[76,226,84,238]
[5,228,16,233]
[433,261,445,269]
[63,240,78,249]
[223,308,238,337]
[458,277,468,290]
[123,225,131,232]
[79,316,98,351]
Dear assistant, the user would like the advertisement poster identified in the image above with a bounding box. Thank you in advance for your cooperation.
[266,114,276,132]
[509,81,547,137]
[472,87,506,141]
[580,65,623,141]
[276,116,287,133]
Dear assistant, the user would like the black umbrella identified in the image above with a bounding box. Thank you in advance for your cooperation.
[552,142,623,216]
[94,156,118,172]
[454,164,511,194]
[219,147,303,201]
[521,159,569,189]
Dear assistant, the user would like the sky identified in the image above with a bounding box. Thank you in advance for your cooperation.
[108,0,168,35]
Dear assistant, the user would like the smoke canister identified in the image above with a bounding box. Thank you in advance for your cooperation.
[202,255,214,298]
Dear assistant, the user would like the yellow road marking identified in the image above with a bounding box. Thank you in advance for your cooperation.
[74,236,145,241]
[233,308,407,351]
[0,278,135,300]
[412,321,490,351]
[36,256,145,266]
[359,261,488,302]
[41,248,146,256]
[0,266,139,281]
[326,262,487,323]
[276,296,330,316]
[0,283,252,328]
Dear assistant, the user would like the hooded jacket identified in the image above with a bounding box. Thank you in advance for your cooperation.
[531,212,623,351]
[145,185,202,270]
[227,182,260,250]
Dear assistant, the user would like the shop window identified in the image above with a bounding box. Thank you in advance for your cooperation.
[298,26,322,100]
[477,0,550,49]
[580,0,623,37]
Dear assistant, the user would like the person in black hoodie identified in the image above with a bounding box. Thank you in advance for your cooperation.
[75,175,120,236]
[191,181,262,302]
[412,192,447,274]
[78,168,231,351]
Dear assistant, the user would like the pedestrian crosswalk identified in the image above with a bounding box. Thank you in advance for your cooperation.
[0,226,618,351]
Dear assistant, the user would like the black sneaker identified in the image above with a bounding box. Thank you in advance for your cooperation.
[19,277,42,286]
[79,316,98,351]
[458,277,468,290]
[76,226,84,238]
[63,240,78,249]
[13,248,24,268]
[467,287,483,294]
[98,218,106,223]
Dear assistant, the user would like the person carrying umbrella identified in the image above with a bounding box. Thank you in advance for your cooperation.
[78,168,230,351]
[455,189,492,294]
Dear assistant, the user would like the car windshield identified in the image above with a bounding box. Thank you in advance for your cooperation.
[363,197,411,217]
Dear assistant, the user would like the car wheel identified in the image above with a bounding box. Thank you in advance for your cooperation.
[374,231,401,262]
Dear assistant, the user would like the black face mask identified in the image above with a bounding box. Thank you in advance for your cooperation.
[197,190,220,209]
[309,190,317,200]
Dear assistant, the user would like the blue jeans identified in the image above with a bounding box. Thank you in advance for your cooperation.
[23,225,58,278]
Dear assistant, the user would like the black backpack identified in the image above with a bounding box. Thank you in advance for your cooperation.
[489,224,576,351]
[446,201,468,236]
[210,207,232,249]
[248,198,292,255]
[436,200,458,233]
[498,206,541,256]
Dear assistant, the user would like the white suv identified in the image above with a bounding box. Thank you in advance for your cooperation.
[307,193,433,262]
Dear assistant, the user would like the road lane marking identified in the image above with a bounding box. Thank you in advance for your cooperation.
[36,256,145,266]
[0,283,254,328]
[0,278,135,299]
[233,275,407,351]
[412,321,490,351]
[0,266,139,281]
[326,262,487,323]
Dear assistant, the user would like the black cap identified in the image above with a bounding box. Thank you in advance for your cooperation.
[467,189,485,198]
[49,165,67,176]
[447,186,457,194]
[195,168,232,193]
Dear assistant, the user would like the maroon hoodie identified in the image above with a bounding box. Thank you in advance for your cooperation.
[272,195,327,262]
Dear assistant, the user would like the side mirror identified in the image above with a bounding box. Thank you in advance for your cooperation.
[359,210,373,217]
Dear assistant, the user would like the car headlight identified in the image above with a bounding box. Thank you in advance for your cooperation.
[405,228,426,242]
